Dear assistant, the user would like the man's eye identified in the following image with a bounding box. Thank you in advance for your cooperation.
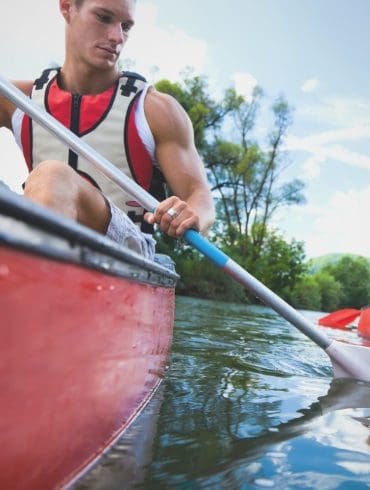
[97,14,112,24]
[121,23,131,32]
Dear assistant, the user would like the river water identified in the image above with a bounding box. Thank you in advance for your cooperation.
[77,296,370,489]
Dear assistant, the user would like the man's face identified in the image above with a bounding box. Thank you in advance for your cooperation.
[65,0,135,71]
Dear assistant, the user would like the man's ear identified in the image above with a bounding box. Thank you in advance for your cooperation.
[60,0,73,23]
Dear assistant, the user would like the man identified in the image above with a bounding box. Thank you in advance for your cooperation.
[0,0,215,259]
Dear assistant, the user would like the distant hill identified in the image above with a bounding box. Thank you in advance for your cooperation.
[308,253,370,274]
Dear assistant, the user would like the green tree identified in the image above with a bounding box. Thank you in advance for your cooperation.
[203,93,306,261]
[323,256,370,308]
[288,275,322,311]
[314,271,342,311]
[252,231,306,300]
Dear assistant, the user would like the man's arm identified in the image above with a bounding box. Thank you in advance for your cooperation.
[0,81,32,129]
[144,89,215,238]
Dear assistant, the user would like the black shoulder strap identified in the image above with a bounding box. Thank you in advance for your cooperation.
[121,71,147,83]
[119,71,147,97]
[34,68,59,91]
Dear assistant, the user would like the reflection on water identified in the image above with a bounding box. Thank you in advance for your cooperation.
[76,296,370,489]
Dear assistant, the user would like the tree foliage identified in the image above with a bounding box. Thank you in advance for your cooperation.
[288,256,370,311]
[155,71,308,303]
[322,256,370,309]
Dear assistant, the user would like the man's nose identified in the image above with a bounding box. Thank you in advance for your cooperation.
[108,22,124,45]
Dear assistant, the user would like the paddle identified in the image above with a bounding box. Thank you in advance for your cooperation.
[1,75,370,382]
[318,308,360,330]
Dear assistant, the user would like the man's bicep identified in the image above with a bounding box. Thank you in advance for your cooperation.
[146,90,210,197]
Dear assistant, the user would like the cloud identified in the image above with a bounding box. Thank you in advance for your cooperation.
[302,155,325,180]
[1,3,64,78]
[298,96,370,128]
[306,186,370,257]
[289,125,370,148]
[301,78,319,93]
[276,186,370,258]
[231,72,258,102]
[286,123,370,180]
[123,3,208,82]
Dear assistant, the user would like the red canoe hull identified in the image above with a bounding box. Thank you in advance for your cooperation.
[0,246,174,489]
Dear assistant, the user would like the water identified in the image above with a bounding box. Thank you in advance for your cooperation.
[76,296,370,489]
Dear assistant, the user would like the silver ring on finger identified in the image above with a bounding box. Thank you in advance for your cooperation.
[166,207,178,219]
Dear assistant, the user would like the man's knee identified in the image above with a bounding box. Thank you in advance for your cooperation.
[24,160,79,217]
[24,160,110,233]
[25,160,76,192]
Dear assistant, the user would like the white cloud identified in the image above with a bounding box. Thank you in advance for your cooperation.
[1,3,64,78]
[308,187,370,257]
[286,123,370,180]
[231,72,258,102]
[298,96,370,128]
[302,78,319,93]
[289,125,370,148]
[281,96,370,256]
[302,155,325,180]
[123,3,208,83]
[278,187,370,258]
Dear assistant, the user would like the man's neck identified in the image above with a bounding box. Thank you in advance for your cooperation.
[59,63,120,95]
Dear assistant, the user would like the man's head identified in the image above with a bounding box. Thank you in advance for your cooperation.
[60,0,136,73]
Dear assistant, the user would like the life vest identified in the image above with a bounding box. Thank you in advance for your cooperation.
[21,68,165,232]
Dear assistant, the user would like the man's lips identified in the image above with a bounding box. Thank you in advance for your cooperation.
[97,46,120,56]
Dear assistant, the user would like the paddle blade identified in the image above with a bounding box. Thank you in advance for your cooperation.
[358,307,370,341]
[318,309,360,329]
[326,340,370,381]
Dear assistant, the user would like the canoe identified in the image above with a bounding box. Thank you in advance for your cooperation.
[358,307,370,341]
[0,188,178,489]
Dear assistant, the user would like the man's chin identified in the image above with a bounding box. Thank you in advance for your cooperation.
[88,58,119,71]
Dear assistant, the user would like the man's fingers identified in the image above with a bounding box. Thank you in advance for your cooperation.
[144,199,199,238]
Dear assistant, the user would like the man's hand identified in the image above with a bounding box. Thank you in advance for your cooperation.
[144,196,200,238]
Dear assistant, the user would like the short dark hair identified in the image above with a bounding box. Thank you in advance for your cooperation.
[74,0,136,7]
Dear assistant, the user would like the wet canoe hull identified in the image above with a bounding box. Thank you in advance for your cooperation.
[0,189,177,489]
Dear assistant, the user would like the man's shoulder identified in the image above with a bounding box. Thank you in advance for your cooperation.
[145,88,187,122]
[144,88,191,144]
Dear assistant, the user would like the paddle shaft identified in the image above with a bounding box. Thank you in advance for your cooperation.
[0,75,332,351]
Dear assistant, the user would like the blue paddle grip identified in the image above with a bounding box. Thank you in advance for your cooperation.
[184,229,228,268]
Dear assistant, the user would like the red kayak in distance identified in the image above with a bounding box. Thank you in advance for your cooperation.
[318,308,361,330]
[318,307,370,342]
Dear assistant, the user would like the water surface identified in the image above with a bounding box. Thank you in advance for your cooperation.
[77,296,370,489]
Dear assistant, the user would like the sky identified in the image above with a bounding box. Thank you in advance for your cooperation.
[1,0,370,259]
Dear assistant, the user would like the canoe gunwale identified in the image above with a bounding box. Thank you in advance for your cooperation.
[0,188,178,288]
